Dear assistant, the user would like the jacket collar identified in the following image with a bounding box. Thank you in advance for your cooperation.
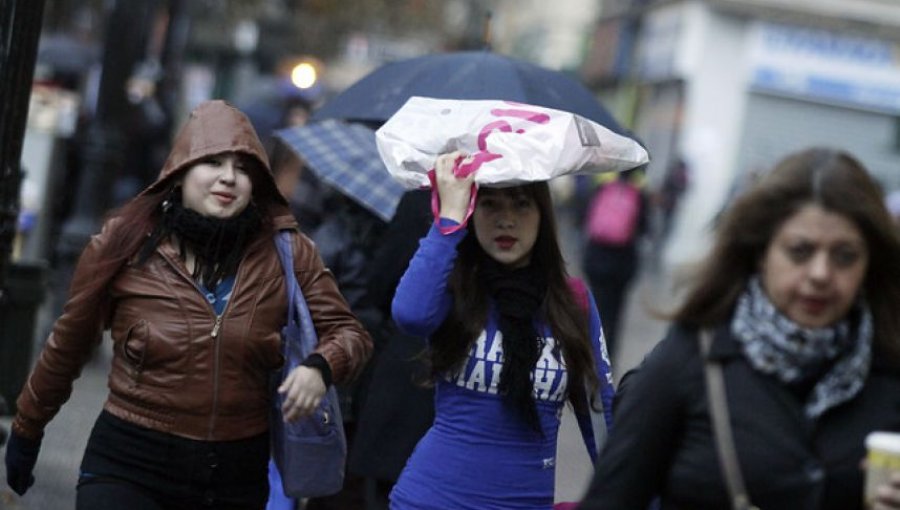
[703,322,744,362]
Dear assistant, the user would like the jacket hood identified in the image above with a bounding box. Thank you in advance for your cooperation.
[140,100,288,206]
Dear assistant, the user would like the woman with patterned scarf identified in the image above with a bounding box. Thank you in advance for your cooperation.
[4,100,372,509]
[388,151,615,509]
[580,147,900,510]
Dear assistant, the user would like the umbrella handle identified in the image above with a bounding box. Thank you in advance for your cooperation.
[427,169,477,234]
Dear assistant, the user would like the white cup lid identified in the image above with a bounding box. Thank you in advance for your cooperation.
[866,432,900,453]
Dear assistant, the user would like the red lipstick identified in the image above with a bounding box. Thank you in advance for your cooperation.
[495,236,516,249]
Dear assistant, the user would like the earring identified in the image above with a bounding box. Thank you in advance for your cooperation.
[162,186,179,213]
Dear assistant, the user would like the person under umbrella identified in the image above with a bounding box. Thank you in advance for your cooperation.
[388,151,613,509]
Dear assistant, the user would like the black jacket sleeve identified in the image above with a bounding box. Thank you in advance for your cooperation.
[579,326,702,509]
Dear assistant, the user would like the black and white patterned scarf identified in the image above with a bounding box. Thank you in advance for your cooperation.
[731,276,872,418]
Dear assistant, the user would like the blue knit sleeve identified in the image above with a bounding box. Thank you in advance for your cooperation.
[391,219,467,338]
[589,288,616,431]
[574,286,616,464]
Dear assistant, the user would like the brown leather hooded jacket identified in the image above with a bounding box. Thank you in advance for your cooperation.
[13,100,372,441]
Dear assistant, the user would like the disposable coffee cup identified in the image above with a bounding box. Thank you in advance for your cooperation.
[864,431,900,508]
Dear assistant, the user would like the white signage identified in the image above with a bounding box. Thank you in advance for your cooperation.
[748,22,900,112]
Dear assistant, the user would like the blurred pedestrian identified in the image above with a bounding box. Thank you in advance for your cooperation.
[267,101,324,236]
[388,151,614,509]
[649,156,689,272]
[271,143,326,234]
[348,189,435,510]
[580,147,900,509]
[581,166,649,359]
[304,189,387,510]
[657,156,688,242]
[4,100,372,509]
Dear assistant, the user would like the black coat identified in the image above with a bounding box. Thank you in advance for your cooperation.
[580,322,900,510]
[348,190,436,482]
[310,200,386,421]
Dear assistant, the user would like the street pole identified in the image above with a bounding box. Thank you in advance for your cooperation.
[49,0,157,330]
[0,0,47,416]
[0,0,46,292]
[56,0,157,261]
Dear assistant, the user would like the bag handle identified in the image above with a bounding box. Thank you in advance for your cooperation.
[274,231,319,359]
[699,330,760,510]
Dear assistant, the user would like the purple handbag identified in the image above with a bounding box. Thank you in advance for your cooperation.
[271,231,346,498]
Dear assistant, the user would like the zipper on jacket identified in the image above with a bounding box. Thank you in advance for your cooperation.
[155,244,245,440]
[211,315,223,338]
[208,322,224,441]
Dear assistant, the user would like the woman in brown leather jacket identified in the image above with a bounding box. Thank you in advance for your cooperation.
[4,100,372,509]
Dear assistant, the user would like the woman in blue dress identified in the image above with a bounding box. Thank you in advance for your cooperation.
[389,151,615,509]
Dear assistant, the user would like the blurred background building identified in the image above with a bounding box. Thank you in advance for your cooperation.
[582,0,900,269]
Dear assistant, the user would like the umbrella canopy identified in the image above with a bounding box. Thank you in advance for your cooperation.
[312,50,625,134]
[275,120,405,222]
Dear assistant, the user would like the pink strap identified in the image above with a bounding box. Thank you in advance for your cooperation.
[427,155,478,234]
[567,277,589,313]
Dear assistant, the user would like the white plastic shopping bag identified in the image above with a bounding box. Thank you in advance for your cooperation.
[376,96,649,189]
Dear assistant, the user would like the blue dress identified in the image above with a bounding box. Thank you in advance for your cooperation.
[389,222,614,509]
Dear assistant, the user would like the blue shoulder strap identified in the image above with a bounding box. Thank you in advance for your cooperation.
[274,230,319,358]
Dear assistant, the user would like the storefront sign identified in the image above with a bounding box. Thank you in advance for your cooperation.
[749,22,900,112]
[635,5,684,81]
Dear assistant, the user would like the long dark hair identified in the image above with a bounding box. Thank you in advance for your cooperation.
[672,147,900,362]
[429,182,599,417]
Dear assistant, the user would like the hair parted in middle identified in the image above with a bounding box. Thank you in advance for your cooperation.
[672,147,900,362]
[428,181,600,419]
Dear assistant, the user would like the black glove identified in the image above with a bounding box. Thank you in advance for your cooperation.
[5,430,41,496]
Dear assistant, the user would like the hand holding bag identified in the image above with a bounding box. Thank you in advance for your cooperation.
[271,230,346,498]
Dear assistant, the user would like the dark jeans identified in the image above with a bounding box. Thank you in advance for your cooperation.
[76,410,269,510]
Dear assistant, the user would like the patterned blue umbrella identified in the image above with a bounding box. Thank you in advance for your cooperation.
[274,120,405,222]
[311,50,625,134]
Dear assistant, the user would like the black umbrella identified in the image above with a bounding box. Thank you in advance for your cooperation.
[312,50,626,134]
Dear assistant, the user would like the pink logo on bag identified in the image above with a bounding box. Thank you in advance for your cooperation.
[433,104,553,234]
[454,105,551,178]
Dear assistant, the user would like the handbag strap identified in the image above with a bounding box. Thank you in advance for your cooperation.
[274,230,319,358]
[699,330,759,510]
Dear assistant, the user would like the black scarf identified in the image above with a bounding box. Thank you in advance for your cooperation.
[480,257,548,432]
[141,195,261,287]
